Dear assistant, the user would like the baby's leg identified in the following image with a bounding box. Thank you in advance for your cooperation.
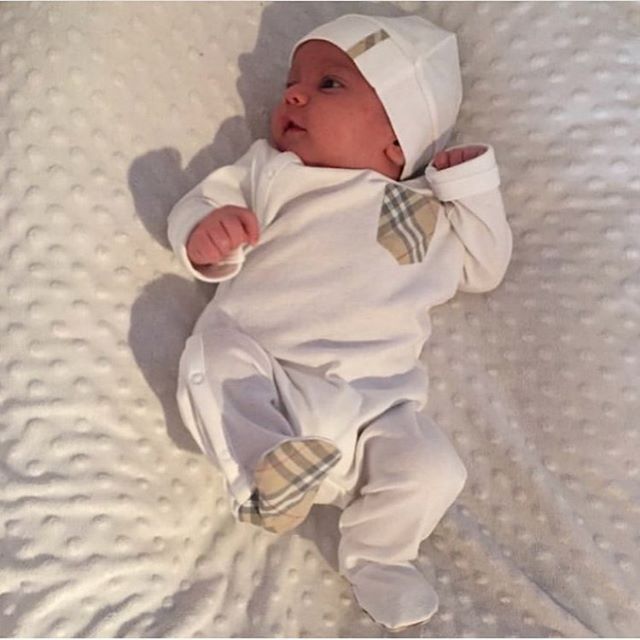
[178,319,295,476]
[338,404,467,630]
[176,313,339,532]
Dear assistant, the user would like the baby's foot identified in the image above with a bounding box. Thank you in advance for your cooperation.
[253,437,341,534]
[348,562,439,631]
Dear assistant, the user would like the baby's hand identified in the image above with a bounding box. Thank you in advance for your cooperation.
[186,205,260,266]
[433,145,485,170]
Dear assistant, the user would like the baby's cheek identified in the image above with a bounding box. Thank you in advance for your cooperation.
[268,110,284,148]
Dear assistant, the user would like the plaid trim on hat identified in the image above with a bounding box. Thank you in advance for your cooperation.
[377,184,439,265]
[346,28,390,59]
[237,438,341,534]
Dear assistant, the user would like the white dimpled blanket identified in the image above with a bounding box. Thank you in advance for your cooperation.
[1,2,639,636]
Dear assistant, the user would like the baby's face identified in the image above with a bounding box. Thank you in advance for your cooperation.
[271,40,403,178]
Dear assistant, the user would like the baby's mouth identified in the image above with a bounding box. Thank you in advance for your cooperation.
[284,120,306,134]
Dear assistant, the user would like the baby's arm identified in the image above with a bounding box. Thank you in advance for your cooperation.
[168,140,272,282]
[425,144,513,293]
[186,205,259,267]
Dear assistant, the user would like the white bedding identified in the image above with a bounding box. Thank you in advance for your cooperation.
[1,1,639,636]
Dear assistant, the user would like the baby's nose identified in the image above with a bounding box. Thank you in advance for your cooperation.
[284,85,308,106]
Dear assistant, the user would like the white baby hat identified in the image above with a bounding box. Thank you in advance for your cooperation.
[291,14,463,180]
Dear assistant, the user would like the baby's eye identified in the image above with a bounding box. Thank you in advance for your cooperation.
[320,76,343,89]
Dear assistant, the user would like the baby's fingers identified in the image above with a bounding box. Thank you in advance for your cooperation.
[236,209,260,246]
[449,148,464,167]
[433,150,449,170]
[462,145,486,162]
[188,230,221,264]
[205,222,231,256]
[220,215,249,250]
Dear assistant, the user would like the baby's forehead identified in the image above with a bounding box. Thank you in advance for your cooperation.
[288,39,356,75]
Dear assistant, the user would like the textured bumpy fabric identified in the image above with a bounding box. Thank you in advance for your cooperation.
[2,3,640,637]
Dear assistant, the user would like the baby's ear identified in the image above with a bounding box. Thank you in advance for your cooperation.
[385,140,405,170]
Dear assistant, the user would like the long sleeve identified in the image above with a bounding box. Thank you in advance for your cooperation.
[167,140,270,283]
[425,144,513,293]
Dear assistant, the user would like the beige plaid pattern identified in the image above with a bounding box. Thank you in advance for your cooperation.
[377,184,439,265]
[346,29,390,59]
[238,438,341,534]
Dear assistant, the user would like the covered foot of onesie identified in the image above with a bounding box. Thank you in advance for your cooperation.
[239,437,341,534]
[348,561,439,631]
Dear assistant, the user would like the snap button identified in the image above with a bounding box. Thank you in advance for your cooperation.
[266,169,276,179]
[190,372,204,385]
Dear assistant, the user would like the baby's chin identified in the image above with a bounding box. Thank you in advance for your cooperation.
[270,134,286,153]
[271,134,301,156]
[269,135,368,172]
[270,135,313,164]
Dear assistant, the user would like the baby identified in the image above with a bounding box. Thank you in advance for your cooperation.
[168,14,512,630]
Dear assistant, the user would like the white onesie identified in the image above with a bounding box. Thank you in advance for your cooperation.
[168,138,512,626]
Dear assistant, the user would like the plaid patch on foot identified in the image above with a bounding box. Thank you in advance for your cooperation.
[237,490,262,528]
[237,438,341,534]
